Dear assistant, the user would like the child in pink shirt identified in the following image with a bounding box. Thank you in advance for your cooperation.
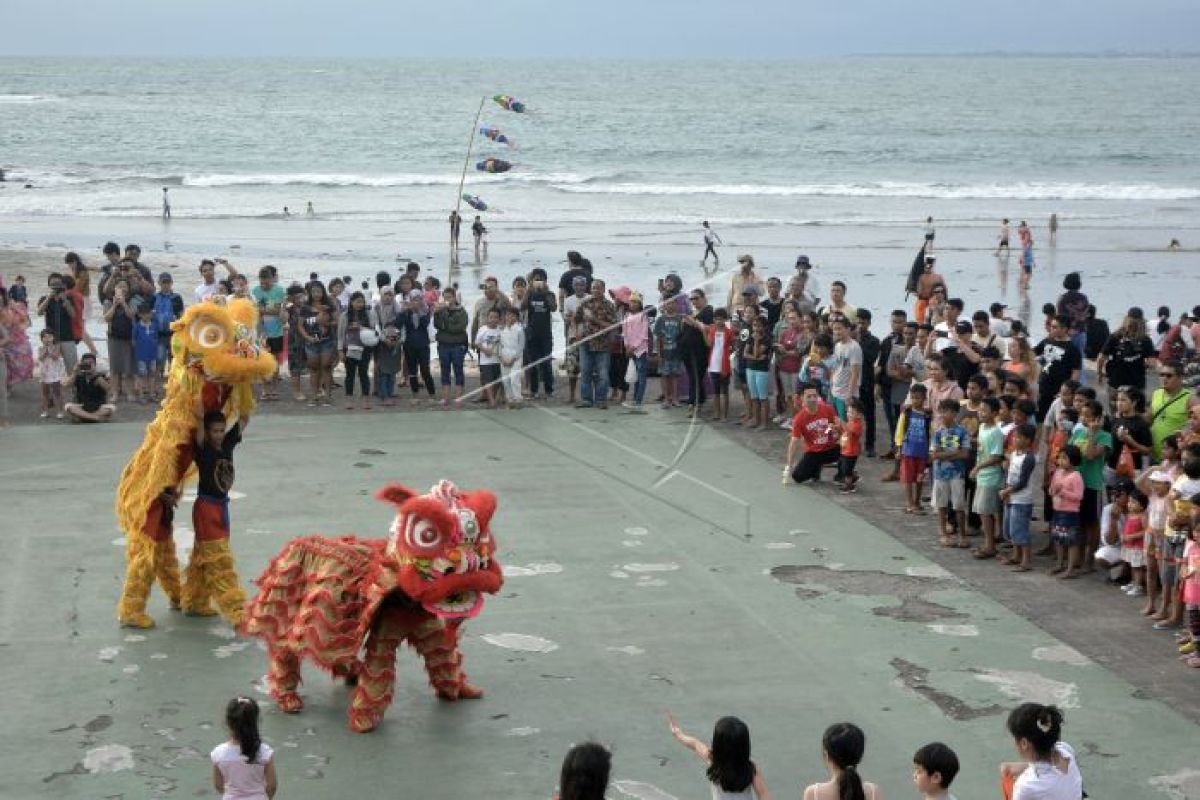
[1049,444,1085,579]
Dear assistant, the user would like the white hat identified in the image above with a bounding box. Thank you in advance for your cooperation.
[359,329,380,347]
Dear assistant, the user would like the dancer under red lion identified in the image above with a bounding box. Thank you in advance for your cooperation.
[241,480,503,733]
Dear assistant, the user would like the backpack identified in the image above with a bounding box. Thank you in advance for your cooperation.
[153,292,178,335]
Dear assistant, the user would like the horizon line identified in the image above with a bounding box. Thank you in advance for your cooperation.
[1,50,1199,61]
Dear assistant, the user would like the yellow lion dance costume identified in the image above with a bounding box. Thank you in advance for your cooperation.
[115,297,277,629]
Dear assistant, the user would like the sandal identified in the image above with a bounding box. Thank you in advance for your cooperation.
[973,549,997,560]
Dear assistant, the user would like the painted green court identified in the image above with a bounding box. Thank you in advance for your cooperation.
[2,409,1196,799]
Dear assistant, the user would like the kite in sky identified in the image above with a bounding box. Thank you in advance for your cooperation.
[476,158,513,174]
[492,94,527,114]
[479,125,514,147]
[462,193,489,211]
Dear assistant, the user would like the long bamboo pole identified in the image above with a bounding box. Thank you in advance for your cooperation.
[450,95,488,285]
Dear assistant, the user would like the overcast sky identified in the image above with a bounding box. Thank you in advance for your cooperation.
[3,0,1198,57]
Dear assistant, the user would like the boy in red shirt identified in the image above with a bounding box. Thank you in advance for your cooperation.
[837,398,864,493]
[784,383,842,485]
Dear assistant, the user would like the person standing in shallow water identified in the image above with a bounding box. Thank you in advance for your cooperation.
[161,187,171,219]
[701,220,722,268]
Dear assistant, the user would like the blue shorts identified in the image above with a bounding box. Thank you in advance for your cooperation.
[1004,503,1034,545]
[1051,510,1081,546]
[746,368,770,400]
[135,360,159,377]
[305,339,336,359]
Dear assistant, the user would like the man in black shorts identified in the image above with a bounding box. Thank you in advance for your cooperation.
[63,353,116,422]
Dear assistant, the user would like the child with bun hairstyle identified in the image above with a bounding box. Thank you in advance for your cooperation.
[211,697,276,800]
[803,722,880,800]
[1000,703,1083,800]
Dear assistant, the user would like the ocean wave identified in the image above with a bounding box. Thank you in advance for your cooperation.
[181,171,600,188]
[0,94,61,104]
[552,180,1200,201]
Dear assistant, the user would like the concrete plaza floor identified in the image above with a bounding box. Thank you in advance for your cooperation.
[1,408,1197,799]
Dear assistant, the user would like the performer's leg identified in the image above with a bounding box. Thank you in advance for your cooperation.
[189,498,246,624]
[180,544,216,617]
[154,536,183,609]
[117,500,176,627]
[268,646,304,713]
[194,539,247,626]
[348,612,406,733]
[117,537,158,628]
[411,618,483,700]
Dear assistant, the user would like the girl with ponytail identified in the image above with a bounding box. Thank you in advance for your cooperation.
[1000,703,1083,799]
[803,722,879,800]
[211,696,277,800]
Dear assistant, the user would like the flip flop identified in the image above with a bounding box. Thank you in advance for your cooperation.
[973,550,997,560]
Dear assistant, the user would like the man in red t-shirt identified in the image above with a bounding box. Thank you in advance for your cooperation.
[785,383,843,484]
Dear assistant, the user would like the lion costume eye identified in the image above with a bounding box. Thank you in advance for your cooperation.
[457,509,479,543]
[189,318,227,349]
[404,518,442,552]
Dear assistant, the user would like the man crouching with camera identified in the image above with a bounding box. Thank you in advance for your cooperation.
[63,353,117,423]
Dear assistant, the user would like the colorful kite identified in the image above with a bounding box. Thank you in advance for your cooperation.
[479,126,514,147]
[475,158,512,174]
[492,94,527,114]
[462,193,489,211]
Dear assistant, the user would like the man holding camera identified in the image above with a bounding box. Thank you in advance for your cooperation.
[63,352,116,422]
[37,273,79,371]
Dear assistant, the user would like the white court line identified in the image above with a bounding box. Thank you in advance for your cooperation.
[0,452,125,478]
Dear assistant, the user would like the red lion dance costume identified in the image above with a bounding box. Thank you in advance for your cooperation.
[241,480,503,733]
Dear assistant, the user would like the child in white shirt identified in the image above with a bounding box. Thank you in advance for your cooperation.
[499,306,526,407]
[474,308,503,408]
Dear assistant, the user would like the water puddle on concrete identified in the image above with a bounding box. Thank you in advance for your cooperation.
[973,669,1080,708]
[612,780,679,800]
[82,744,134,773]
[480,633,559,653]
[504,562,563,577]
[771,564,966,622]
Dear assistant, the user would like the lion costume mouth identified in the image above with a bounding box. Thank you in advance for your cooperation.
[424,591,483,619]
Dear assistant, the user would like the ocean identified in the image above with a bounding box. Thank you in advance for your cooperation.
[1,57,1198,320]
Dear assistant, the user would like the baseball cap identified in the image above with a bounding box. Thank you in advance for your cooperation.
[741,285,761,297]
[795,254,811,269]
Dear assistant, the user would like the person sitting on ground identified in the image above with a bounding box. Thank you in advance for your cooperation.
[803,722,879,800]
[668,712,773,800]
[912,741,960,800]
[62,353,115,422]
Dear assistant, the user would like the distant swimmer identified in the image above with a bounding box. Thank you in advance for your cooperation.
[1049,212,1058,245]
[162,187,171,219]
[995,218,1010,257]
[306,201,315,218]
[701,220,722,268]
[282,206,291,218]
[1169,238,1182,252]
[924,215,935,252]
